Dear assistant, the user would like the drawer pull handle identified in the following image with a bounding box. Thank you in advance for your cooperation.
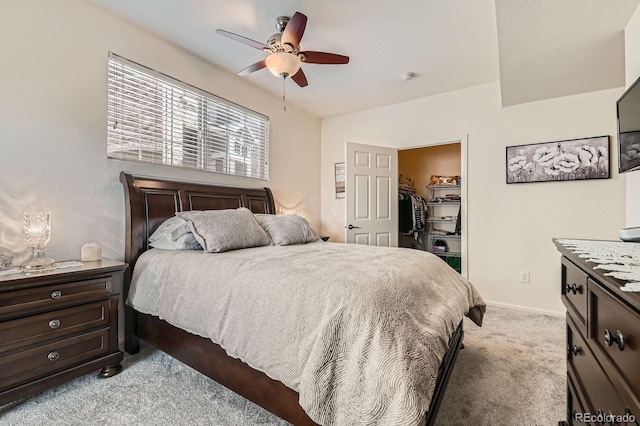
[564,283,581,295]
[50,290,62,299]
[567,345,580,359]
[624,408,636,422]
[604,328,625,351]
[47,351,60,361]
[48,319,60,329]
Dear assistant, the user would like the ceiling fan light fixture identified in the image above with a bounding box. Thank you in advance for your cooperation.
[265,52,301,78]
[217,11,348,88]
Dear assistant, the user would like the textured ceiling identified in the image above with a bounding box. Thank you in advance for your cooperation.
[496,0,639,107]
[87,0,638,118]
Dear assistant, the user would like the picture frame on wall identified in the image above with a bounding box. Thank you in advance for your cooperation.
[506,135,610,184]
[335,162,345,198]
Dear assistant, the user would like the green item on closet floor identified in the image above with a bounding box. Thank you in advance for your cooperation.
[446,256,461,273]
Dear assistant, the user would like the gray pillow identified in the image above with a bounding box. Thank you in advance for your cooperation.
[149,216,202,250]
[255,214,319,246]
[177,208,272,253]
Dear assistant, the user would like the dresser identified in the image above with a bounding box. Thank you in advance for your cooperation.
[555,240,640,425]
[0,259,126,405]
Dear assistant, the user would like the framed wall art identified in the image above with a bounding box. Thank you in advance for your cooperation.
[506,135,610,184]
[335,162,345,198]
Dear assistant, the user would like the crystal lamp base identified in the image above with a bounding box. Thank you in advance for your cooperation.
[23,247,55,269]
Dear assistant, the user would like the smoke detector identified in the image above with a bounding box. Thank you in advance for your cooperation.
[401,72,416,81]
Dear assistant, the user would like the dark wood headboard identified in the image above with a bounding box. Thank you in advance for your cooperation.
[118,172,320,425]
[119,172,276,270]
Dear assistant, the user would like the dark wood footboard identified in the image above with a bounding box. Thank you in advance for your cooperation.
[130,312,463,426]
[136,313,317,425]
[426,321,464,425]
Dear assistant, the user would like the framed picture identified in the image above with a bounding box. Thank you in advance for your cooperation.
[335,162,345,198]
[506,135,610,184]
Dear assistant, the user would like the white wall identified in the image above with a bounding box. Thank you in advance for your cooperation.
[0,0,321,264]
[625,4,640,227]
[321,81,625,314]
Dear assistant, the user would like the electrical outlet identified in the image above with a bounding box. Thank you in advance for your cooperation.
[519,271,530,283]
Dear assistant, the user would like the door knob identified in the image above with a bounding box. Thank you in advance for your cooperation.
[346,224,361,230]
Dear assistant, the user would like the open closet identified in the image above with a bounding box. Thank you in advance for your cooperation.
[398,142,463,273]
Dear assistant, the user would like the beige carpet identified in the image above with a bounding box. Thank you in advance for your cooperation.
[434,305,566,425]
[0,304,565,425]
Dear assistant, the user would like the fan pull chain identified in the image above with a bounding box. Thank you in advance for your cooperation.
[282,77,287,112]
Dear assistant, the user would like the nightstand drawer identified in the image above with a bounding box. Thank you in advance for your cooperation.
[0,277,111,320]
[0,329,110,391]
[0,300,110,353]
[562,257,588,331]
[589,281,640,402]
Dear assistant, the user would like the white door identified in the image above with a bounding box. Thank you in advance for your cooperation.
[345,142,398,246]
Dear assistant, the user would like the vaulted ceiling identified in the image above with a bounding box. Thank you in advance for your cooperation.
[88,0,639,118]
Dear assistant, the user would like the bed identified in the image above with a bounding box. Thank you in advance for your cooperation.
[120,172,485,425]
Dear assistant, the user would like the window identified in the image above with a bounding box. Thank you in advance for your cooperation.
[107,52,269,180]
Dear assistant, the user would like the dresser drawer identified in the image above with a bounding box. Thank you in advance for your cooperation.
[562,257,588,331]
[567,373,589,425]
[567,315,627,419]
[0,277,112,320]
[589,280,640,404]
[0,328,110,391]
[0,300,110,353]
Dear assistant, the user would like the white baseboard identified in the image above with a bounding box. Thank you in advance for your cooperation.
[485,299,565,318]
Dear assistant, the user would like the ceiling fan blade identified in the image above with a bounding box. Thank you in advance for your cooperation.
[281,12,307,49]
[300,51,350,65]
[215,29,269,51]
[238,60,267,76]
[291,68,308,87]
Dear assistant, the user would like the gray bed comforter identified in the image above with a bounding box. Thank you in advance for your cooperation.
[128,241,485,425]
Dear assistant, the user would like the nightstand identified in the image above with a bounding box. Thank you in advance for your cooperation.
[0,259,126,405]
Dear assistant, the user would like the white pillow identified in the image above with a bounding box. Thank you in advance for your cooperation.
[177,208,272,253]
[149,216,202,250]
[254,214,319,246]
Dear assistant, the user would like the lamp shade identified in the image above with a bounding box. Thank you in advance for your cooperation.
[265,52,301,78]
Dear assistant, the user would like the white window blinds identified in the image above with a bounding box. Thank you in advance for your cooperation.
[107,52,269,180]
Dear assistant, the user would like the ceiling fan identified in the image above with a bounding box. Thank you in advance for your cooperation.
[216,12,349,88]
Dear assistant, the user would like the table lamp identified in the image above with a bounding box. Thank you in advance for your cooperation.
[23,212,54,268]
